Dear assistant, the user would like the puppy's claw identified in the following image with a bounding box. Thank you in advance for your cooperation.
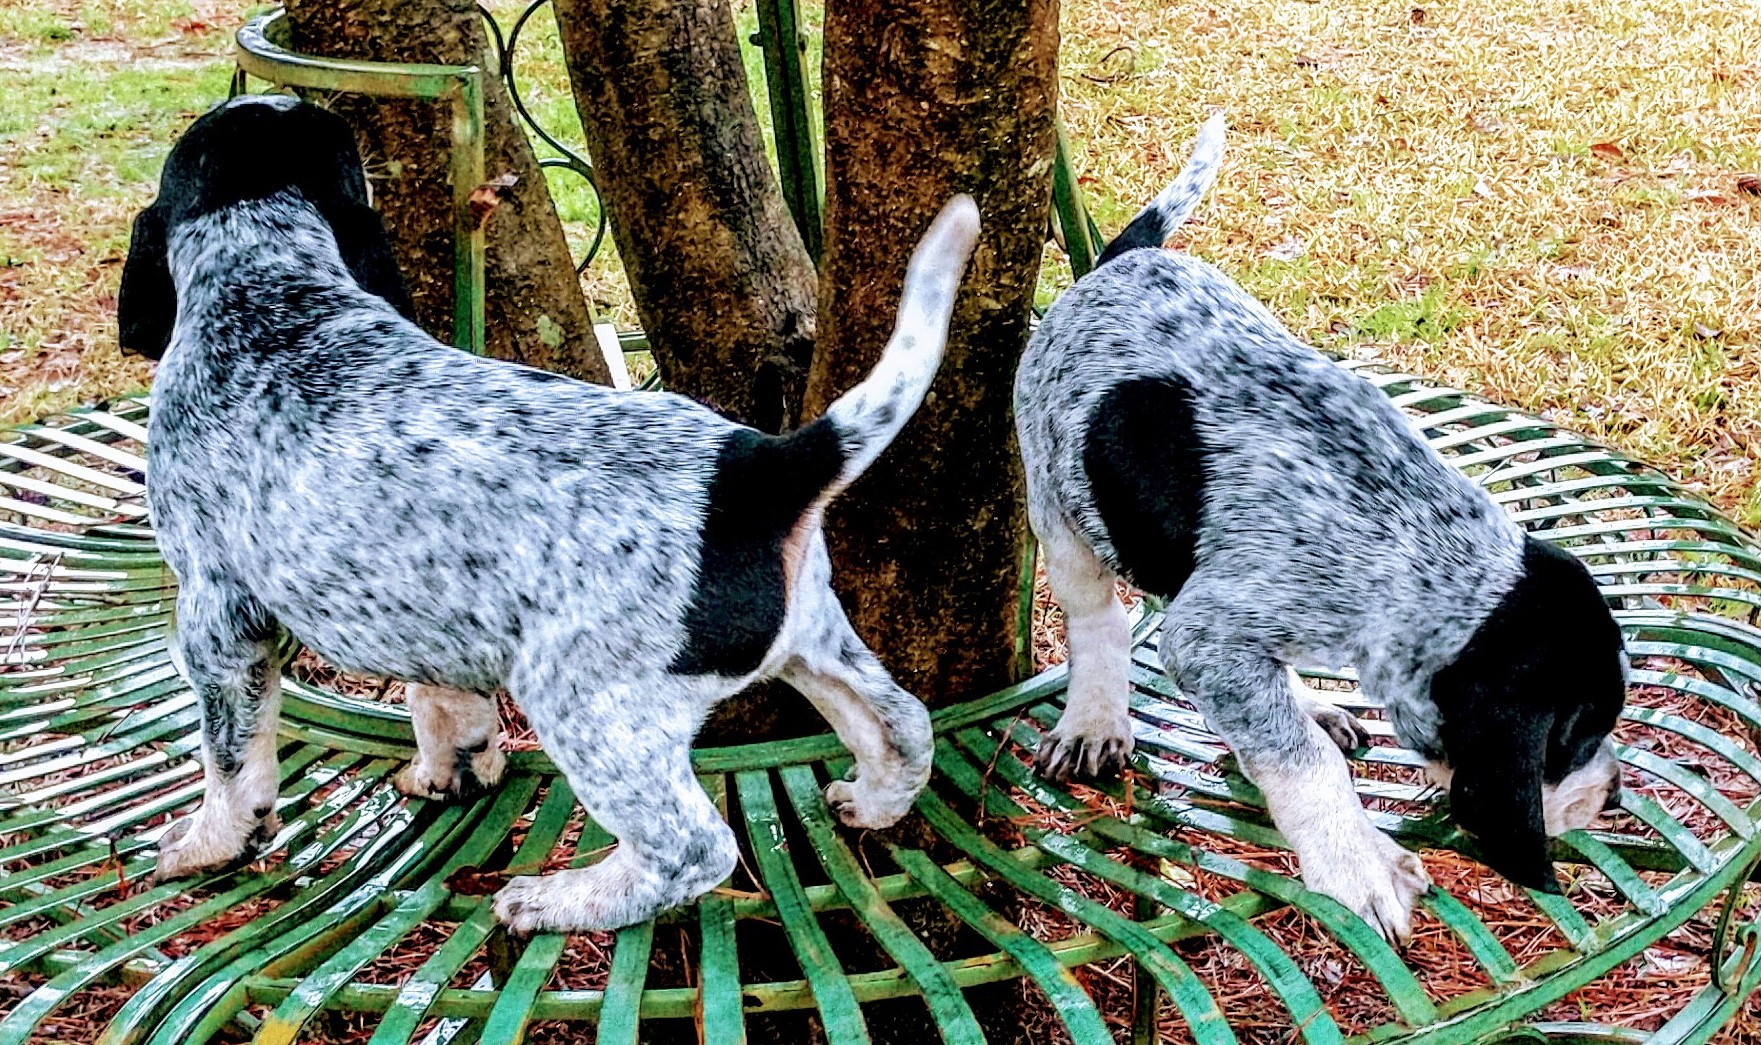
[395,742,506,801]
[152,808,280,883]
[1308,703,1371,753]
[826,777,913,830]
[1302,833,1431,947]
[1035,725,1134,784]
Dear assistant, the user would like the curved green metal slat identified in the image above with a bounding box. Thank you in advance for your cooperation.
[734,770,872,1045]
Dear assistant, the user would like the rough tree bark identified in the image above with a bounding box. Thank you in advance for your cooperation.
[806,0,1061,704]
[551,0,818,432]
[285,0,612,383]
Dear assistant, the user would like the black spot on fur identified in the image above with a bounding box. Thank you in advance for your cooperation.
[671,419,847,676]
[1432,535,1626,893]
[1082,375,1209,598]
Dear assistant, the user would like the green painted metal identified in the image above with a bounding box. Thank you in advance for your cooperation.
[7,372,1761,1041]
[233,11,485,355]
[753,0,823,259]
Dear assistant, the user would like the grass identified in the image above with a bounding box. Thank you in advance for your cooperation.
[1,0,1758,528]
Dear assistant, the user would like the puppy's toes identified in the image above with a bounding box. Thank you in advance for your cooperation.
[152,807,276,883]
[493,875,551,937]
[396,741,505,801]
[826,778,913,830]
[1302,834,1431,947]
[1308,704,1371,753]
[1035,723,1134,784]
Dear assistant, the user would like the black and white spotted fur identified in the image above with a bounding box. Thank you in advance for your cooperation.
[121,95,982,933]
[1016,114,1625,943]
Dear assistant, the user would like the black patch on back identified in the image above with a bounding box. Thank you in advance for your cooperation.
[1082,374,1209,598]
[1432,535,1626,893]
[1095,208,1170,268]
[671,419,847,676]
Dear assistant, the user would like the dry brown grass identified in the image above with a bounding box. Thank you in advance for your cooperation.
[1058,0,1761,520]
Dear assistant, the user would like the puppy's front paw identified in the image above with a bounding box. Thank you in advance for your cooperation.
[1307,703,1371,754]
[152,806,280,883]
[1301,830,1430,946]
[395,740,506,801]
[1035,718,1134,783]
[826,775,916,830]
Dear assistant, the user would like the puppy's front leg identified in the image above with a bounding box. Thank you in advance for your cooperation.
[1162,613,1429,944]
[1034,520,1135,782]
[155,580,284,882]
[396,683,506,800]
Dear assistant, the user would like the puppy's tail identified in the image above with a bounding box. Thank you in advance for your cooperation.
[1093,112,1225,269]
[798,194,982,500]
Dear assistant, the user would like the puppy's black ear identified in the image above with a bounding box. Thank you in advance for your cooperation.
[1448,717,1561,893]
[329,202,415,321]
[118,206,175,359]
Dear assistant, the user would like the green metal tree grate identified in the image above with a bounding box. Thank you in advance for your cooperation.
[4,371,1761,1042]
[5,4,1761,1042]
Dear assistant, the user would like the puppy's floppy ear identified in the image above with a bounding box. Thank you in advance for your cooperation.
[1446,707,1561,893]
[118,205,175,359]
[328,202,416,321]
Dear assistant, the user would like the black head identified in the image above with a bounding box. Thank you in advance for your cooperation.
[1430,535,1626,893]
[118,94,413,359]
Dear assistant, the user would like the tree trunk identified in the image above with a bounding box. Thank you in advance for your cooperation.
[551,0,818,432]
[806,0,1060,705]
[284,0,612,384]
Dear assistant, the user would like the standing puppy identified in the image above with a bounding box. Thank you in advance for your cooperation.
[122,95,982,934]
[1015,115,1625,943]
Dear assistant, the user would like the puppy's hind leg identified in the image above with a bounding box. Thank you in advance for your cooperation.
[1034,519,1135,783]
[395,683,506,800]
[494,677,736,934]
[779,582,931,830]
[156,579,285,882]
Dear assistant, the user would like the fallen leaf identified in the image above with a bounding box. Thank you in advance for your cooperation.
[1268,236,1307,261]
[1471,176,1493,198]
[1410,6,1426,23]
[1738,173,1761,196]
[1684,188,1732,205]
[1694,322,1722,340]
[445,864,507,895]
[1469,113,1505,135]
[1590,141,1626,162]
[466,173,521,231]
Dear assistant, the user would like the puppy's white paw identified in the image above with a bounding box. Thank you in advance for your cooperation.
[492,862,660,935]
[1035,717,1134,783]
[1300,829,1430,945]
[826,774,916,830]
[1307,703,1370,754]
[395,739,506,801]
[153,805,279,883]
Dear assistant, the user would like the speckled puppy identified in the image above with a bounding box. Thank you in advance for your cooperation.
[120,95,981,934]
[1016,114,1625,943]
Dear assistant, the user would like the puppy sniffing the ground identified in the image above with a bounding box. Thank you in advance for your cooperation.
[124,95,981,933]
[1015,114,1625,943]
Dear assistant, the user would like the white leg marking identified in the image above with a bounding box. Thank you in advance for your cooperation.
[1035,523,1134,782]
[780,599,932,830]
[1244,720,1430,945]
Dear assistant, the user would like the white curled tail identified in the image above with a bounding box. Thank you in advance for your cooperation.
[818,194,981,494]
